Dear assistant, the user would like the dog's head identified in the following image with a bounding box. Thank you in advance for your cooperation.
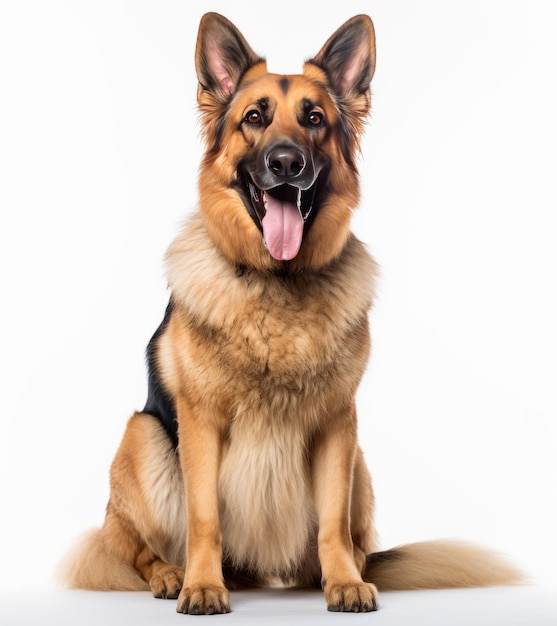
[195,13,375,272]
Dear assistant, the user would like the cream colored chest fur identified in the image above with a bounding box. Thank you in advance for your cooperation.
[167,214,375,385]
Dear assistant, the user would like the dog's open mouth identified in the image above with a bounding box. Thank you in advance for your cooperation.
[246,180,317,261]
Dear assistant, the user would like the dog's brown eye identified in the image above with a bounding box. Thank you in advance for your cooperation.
[307,111,324,127]
[245,110,262,125]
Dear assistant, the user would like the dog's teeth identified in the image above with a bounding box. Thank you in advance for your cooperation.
[297,188,311,221]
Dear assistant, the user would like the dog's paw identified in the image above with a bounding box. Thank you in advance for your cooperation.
[149,565,184,599]
[176,584,231,615]
[325,581,378,613]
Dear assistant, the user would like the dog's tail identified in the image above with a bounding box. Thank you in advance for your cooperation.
[364,540,526,590]
[56,527,149,591]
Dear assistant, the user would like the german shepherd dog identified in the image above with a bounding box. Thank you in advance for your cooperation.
[59,13,523,614]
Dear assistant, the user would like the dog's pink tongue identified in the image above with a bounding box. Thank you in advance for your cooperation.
[261,195,304,261]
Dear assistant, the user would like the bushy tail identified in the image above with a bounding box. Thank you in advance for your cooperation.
[365,540,526,591]
[56,528,149,591]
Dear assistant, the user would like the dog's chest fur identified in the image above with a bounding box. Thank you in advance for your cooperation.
[167,214,375,380]
[219,410,316,574]
[159,213,376,573]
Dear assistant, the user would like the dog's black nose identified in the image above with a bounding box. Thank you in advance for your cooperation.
[266,146,305,178]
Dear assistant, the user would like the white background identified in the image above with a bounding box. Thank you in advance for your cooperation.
[1,0,556,605]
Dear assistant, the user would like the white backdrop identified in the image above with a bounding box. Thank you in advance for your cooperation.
[1,0,556,593]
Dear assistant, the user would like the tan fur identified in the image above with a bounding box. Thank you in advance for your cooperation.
[58,13,524,614]
[367,541,524,591]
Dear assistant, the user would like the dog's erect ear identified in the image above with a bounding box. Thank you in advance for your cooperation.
[195,13,263,103]
[310,15,376,99]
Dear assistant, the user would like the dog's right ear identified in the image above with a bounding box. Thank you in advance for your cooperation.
[195,13,263,105]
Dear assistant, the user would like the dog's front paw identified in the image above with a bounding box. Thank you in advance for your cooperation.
[325,581,378,613]
[149,565,184,599]
[176,584,231,615]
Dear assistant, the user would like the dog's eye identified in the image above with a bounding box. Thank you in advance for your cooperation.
[244,110,262,125]
[307,111,324,127]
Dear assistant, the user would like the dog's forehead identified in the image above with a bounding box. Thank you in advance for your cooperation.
[236,69,335,112]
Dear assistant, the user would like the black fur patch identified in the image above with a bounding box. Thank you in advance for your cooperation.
[143,299,178,448]
[279,76,290,95]
[365,548,402,569]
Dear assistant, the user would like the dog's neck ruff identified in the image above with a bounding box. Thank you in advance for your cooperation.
[165,211,377,332]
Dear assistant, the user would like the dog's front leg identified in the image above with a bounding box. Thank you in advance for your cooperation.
[313,405,378,613]
[175,395,230,615]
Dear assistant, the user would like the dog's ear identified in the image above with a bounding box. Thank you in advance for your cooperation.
[195,13,263,104]
[309,15,376,100]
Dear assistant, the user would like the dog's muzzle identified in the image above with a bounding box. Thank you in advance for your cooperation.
[245,142,320,261]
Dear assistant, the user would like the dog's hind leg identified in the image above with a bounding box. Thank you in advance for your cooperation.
[58,412,186,594]
[135,545,184,599]
[107,412,186,597]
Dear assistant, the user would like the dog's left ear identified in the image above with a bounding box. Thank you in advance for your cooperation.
[309,15,376,100]
[195,13,263,104]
